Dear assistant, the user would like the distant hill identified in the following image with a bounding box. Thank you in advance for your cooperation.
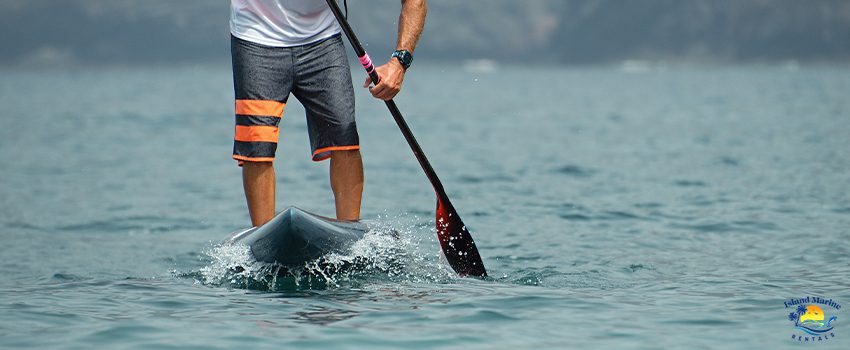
[1,0,848,67]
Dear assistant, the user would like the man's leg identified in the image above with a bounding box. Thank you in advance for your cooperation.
[243,161,276,226]
[330,150,363,220]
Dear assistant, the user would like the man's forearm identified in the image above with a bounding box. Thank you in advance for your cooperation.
[397,0,426,52]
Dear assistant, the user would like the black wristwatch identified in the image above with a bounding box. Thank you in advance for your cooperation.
[392,50,413,70]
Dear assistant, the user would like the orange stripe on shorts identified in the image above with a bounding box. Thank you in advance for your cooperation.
[235,100,285,117]
[234,125,279,143]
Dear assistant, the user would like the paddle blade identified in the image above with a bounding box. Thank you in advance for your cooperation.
[436,198,487,277]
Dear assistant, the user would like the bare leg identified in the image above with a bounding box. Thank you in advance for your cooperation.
[242,161,276,226]
[330,150,364,220]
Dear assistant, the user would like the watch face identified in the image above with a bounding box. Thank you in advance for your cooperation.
[394,50,412,68]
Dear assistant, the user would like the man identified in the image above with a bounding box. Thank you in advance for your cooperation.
[230,0,426,226]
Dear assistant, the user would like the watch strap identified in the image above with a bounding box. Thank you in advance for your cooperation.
[392,50,413,70]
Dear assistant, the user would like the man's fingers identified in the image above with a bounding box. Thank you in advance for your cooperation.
[363,76,372,88]
[366,81,401,100]
[372,85,400,101]
[370,83,386,98]
[383,89,400,100]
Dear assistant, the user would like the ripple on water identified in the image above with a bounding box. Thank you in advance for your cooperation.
[669,219,779,233]
[505,266,627,290]
[444,309,520,323]
[832,206,850,214]
[719,156,741,166]
[34,273,113,291]
[457,174,517,184]
[559,209,652,222]
[552,164,598,178]
[55,216,211,234]
[673,179,708,187]
[622,263,656,273]
[83,324,164,344]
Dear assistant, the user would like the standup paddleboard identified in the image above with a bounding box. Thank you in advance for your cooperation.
[224,207,368,267]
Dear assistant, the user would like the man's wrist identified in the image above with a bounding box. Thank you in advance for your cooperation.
[388,58,404,71]
[392,50,413,70]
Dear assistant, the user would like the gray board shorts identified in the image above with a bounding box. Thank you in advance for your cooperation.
[230,33,359,164]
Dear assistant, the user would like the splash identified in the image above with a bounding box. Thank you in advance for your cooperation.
[194,242,336,290]
[193,213,457,291]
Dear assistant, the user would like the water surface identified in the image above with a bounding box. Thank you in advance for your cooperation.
[1,64,849,349]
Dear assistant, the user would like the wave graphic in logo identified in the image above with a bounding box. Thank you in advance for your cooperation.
[789,304,838,336]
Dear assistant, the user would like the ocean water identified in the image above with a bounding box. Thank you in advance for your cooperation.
[1,64,848,349]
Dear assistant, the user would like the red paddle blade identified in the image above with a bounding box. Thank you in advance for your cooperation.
[436,198,487,277]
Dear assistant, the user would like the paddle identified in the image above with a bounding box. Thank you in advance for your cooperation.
[325,0,487,277]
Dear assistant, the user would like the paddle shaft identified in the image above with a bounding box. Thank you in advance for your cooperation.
[325,0,452,208]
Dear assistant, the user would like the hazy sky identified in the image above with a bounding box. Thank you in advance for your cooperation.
[2,0,849,67]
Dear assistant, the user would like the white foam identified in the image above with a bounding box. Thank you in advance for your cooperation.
[197,213,457,290]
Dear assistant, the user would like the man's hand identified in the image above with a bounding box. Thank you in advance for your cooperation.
[362,58,405,101]
[362,0,425,101]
